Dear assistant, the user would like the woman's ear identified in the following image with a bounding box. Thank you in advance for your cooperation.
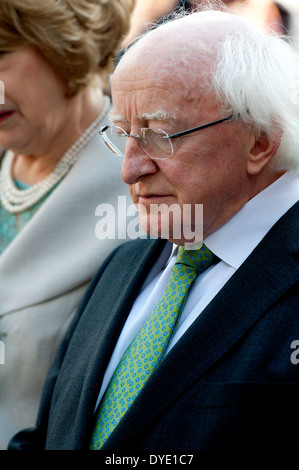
[247,130,282,176]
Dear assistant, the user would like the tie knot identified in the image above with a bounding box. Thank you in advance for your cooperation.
[175,244,216,274]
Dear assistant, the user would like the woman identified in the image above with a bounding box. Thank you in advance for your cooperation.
[0,0,134,449]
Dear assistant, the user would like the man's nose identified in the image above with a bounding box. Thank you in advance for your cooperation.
[121,136,158,184]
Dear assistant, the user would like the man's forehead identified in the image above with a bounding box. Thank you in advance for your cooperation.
[111,11,246,123]
[112,11,240,96]
[111,58,192,124]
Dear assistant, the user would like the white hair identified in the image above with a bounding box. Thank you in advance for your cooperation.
[210,19,299,173]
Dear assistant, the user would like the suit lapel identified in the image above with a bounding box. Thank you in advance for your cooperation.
[46,238,168,448]
[102,202,299,449]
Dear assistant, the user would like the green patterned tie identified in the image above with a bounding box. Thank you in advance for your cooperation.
[89,244,216,449]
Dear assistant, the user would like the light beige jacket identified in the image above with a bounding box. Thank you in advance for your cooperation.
[0,114,131,449]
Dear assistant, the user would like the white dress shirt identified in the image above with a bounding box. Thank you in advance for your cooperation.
[95,172,299,408]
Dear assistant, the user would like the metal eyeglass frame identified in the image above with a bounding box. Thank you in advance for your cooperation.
[100,114,236,159]
[163,114,235,140]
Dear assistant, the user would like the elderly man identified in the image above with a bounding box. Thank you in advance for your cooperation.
[10,9,299,453]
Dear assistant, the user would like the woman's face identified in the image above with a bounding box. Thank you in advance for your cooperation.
[0,45,70,155]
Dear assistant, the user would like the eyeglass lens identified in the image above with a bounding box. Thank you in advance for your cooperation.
[102,126,173,160]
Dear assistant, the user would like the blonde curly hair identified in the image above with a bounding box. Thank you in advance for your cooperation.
[0,0,135,95]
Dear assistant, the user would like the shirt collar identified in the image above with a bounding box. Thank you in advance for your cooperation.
[204,171,299,269]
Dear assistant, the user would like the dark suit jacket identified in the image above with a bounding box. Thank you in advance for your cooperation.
[9,202,299,453]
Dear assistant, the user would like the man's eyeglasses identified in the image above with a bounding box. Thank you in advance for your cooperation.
[100,114,236,160]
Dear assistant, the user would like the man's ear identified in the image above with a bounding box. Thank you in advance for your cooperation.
[247,130,282,176]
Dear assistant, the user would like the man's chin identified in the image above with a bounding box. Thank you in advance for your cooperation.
[137,202,203,246]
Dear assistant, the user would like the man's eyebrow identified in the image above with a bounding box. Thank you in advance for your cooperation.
[142,110,176,123]
[108,112,129,124]
[108,110,177,124]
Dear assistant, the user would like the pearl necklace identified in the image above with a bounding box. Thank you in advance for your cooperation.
[0,96,110,214]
